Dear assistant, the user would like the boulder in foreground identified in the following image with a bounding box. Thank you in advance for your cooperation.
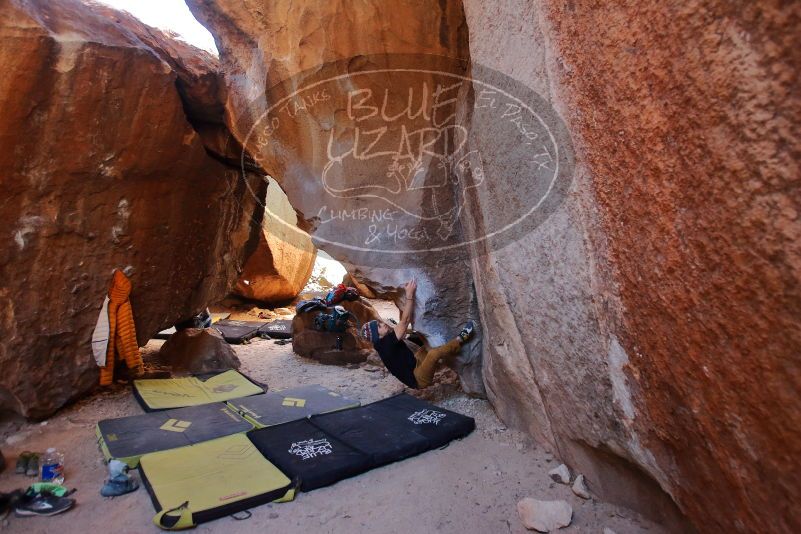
[157,328,240,375]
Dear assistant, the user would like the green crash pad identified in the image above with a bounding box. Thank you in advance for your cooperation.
[139,434,295,529]
[133,370,265,412]
[96,403,253,468]
[228,384,360,428]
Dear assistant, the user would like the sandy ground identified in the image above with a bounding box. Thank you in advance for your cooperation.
[0,305,665,534]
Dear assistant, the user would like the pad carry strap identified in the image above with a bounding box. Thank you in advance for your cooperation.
[154,501,194,530]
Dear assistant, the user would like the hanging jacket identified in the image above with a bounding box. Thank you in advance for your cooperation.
[98,270,143,386]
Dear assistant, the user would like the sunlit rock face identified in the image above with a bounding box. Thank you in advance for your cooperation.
[0,0,263,418]
[234,178,316,304]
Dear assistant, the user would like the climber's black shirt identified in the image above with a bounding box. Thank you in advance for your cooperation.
[375,331,418,388]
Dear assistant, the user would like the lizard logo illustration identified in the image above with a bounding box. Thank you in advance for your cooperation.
[239,54,574,268]
[320,85,485,242]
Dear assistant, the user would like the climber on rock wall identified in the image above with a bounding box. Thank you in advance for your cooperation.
[361,278,474,389]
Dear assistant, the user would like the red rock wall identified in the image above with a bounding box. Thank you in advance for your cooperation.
[0,0,263,418]
[463,0,800,532]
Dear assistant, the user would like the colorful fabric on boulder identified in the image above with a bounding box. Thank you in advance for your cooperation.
[324,284,359,306]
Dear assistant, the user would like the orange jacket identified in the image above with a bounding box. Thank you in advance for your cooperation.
[98,270,143,385]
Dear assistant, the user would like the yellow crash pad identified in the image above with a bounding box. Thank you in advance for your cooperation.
[140,433,294,529]
[133,370,264,411]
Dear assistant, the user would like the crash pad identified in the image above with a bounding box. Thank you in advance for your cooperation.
[153,326,176,340]
[153,313,229,340]
[213,319,265,344]
[96,403,253,468]
[247,419,371,491]
[258,319,293,339]
[133,370,265,412]
[228,384,359,428]
[247,394,474,491]
[139,434,295,529]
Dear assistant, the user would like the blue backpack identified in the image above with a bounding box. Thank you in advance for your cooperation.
[313,305,353,333]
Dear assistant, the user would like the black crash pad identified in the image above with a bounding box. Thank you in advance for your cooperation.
[258,320,293,339]
[312,394,475,462]
[247,394,474,491]
[96,402,253,467]
[213,320,265,344]
[228,384,359,428]
[248,419,371,491]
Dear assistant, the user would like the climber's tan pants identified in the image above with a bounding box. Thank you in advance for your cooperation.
[413,338,462,389]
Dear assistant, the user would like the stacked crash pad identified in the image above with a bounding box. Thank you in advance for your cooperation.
[140,434,296,529]
[248,393,475,491]
[155,318,292,343]
[96,403,253,468]
[228,384,359,428]
[133,370,264,411]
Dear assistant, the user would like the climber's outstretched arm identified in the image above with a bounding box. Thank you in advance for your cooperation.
[394,278,416,340]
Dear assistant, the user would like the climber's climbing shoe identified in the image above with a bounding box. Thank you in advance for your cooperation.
[458,321,475,344]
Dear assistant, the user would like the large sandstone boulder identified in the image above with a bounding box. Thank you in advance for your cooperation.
[0,0,264,418]
[183,1,800,532]
[186,0,485,396]
[157,328,240,375]
[291,299,379,365]
[460,1,800,533]
[234,178,316,303]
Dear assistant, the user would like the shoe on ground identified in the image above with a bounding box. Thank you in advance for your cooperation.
[14,492,74,517]
[0,490,23,515]
[107,459,129,479]
[15,451,31,475]
[100,474,139,497]
[25,453,39,477]
[458,320,475,344]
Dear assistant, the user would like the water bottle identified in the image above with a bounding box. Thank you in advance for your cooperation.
[40,447,65,484]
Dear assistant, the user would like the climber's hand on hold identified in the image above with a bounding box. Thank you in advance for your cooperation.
[405,278,417,299]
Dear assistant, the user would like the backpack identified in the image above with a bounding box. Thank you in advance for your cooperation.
[295,298,327,315]
[324,284,360,306]
[313,306,353,333]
